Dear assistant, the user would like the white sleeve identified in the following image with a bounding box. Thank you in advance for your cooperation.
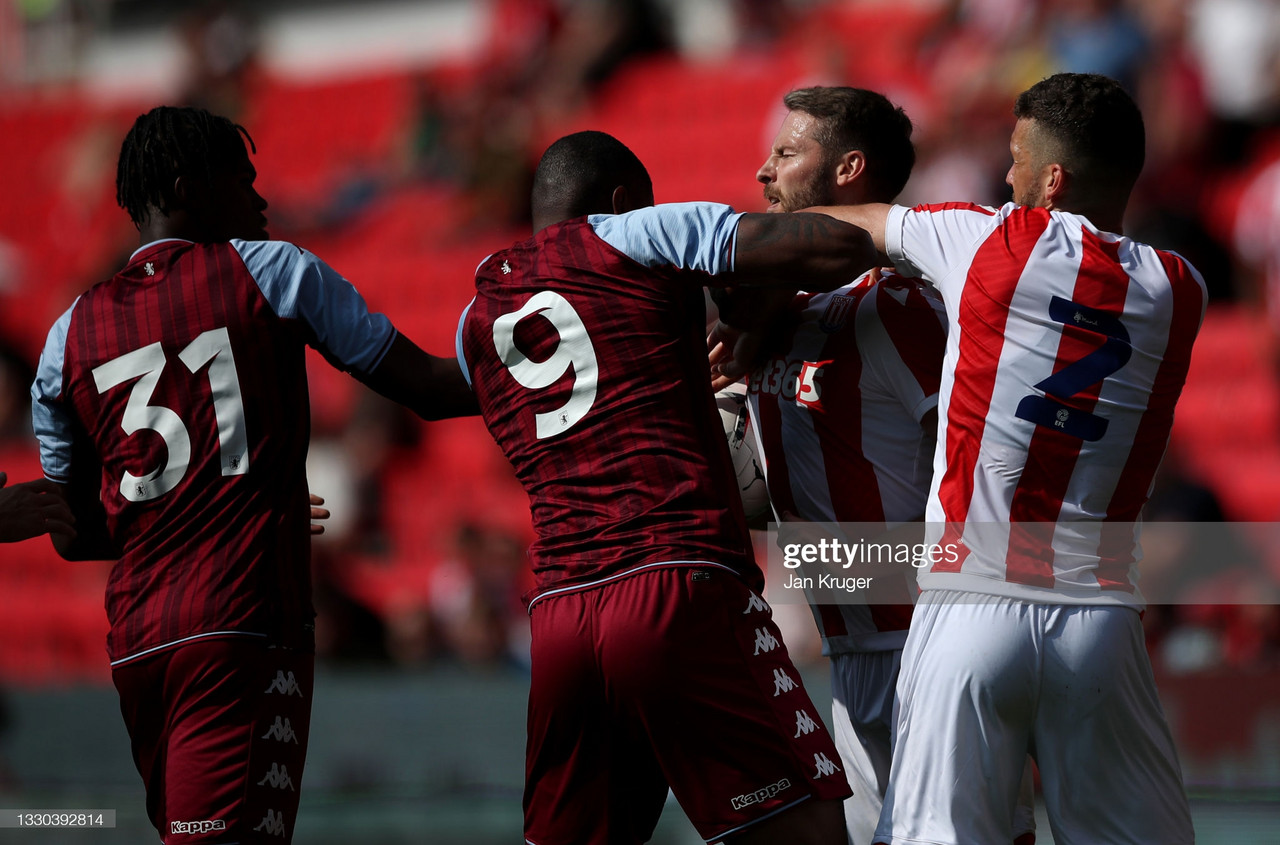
[232,240,397,374]
[456,298,475,388]
[588,202,744,274]
[30,303,78,481]
[885,202,1003,292]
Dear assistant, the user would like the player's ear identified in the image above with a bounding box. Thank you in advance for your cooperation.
[611,184,629,215]
[172,175,190,208]
[834,150,866,187]
[1043,162,1068,207]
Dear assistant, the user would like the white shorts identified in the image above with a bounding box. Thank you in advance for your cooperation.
[874,591,1193,845]
[831,649,1035,845]
[830,650,898,845]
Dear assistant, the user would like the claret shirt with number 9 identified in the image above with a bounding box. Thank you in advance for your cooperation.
[885,202,1207,607]
[458,202,758,608]
[31,238,397,665]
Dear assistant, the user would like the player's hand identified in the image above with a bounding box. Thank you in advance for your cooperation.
[707,321,740,391]
[708,319,764,383]
[0,472,76,543]
[309,493,330,536]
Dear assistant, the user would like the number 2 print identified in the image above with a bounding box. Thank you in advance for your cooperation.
[1014,296,1131,441]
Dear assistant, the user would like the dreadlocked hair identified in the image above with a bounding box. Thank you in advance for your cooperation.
[115,106,256,228]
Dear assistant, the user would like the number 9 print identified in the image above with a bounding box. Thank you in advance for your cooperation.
[492,292,599,440]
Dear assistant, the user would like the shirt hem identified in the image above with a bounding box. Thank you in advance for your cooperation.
[109,630,270,667]
[526,560,749,614]
[918,572,1144,609]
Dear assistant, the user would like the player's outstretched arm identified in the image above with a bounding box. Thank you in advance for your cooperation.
[799,203,893,260]
[731,211,878,291]
[360,333,479,421]
[0,472,76,544]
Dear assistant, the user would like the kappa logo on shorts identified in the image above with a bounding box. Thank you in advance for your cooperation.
[772,668,797,697]
[752,628,779,656]
[743,594,769,615]
[254,809,287,837]
[794,710,818,737]
[813,752,842,778]
[261,716,300,744]
[730,778,792,810]
[257,762,296,791]
[170,819,226,835]
[264,670,304,697]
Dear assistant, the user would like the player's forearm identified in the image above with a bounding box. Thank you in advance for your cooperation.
[799,203,893,262]
[362,333,480,421]
[731,212,878,291]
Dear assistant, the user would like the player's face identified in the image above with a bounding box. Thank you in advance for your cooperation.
[206,152,270,241]
[757,110,835,213]
[1006,118,1047,209]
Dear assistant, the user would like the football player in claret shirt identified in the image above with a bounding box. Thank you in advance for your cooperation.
[738,73,1201,845]
[458,130,880,845]
[30,106,476,845]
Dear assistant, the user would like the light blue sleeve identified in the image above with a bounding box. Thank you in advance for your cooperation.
[588,202,744,275]
[232,240,397,374]
[30,302,78,481]
[456,298,475,388]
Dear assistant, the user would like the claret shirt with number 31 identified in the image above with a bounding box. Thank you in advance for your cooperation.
[32,238,397,665]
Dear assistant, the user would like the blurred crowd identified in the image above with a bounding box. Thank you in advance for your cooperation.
[0,0,1278,677]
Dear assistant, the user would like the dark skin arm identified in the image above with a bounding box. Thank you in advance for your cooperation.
[725,211,879,291]
[706,211,880,380]
[357,333,479,421]
[0,473,76,544]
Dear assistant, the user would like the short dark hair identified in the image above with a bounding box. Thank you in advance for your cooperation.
[116,106,255,228]
[1013,73,1145,194]
[532,131,651,219]
[782,86,915,202]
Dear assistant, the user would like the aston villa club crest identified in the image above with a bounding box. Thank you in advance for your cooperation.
[818,295,855,333]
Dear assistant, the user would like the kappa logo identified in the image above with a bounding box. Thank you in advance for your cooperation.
[254,809,287,837]
[262,716,299,744]
[264,670,304,697]
[752,628,780,656]
[813,752,841,778]
[171,819,226,835]
[772,668,797,697]
[730,777,792,810]
[501,260,512,274]
[743,594,768,615]
[257,762,296,791]
[794,709,818,737]
[144,262,156,276]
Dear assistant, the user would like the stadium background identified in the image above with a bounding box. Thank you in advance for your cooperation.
[0,0,1277,841]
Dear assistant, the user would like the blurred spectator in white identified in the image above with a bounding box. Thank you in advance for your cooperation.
[1187,0,1280,127]
[1232,147,1280,381]
[427,522,530,669]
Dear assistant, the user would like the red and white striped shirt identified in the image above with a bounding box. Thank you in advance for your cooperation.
[886,202,1207,606]
[748,269,946,652]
